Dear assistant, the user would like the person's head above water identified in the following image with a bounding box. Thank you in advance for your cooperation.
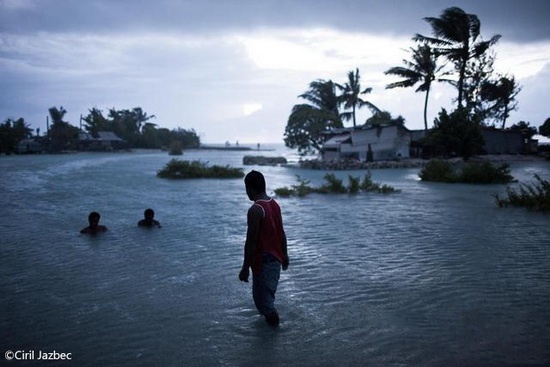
[81,211,107,234]
[244,170,266,200]
[138,208,161,228]
[144,208,155,219]
[88,211,101,226]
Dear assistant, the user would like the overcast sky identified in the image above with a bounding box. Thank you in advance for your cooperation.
[1,0,549,143]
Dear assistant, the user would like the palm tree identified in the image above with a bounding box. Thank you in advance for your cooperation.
[480,75,521,129]
[298,79,341,118]
[48,106,78,151]
[413,7,501,107]
[48,106,68,126]
[83,108,111,137]
[284,79,343,154]
[132,107,155,134]
[385,44,452,131]
[336,68,381,128]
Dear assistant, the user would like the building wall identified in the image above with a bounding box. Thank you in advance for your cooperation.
[323,125,411,161]
[350,126,410,160]
[482,130,524,154]
[17,139,43,154]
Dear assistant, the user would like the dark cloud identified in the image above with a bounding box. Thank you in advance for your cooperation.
[1,0,548,43]
[1,0,548,142]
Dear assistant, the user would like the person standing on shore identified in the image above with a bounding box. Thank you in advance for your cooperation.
[239,170,289,327]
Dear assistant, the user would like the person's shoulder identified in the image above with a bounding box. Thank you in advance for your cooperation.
[269,197,281,209]
[248,203,264,216]
[80,226,107,234]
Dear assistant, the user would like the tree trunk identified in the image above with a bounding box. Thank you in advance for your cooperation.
[423,88,430,131]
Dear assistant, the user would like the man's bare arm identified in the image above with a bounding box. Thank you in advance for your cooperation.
[239,205,262,281]
[281,228,289,270]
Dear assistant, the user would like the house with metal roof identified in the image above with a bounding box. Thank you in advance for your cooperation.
[321,124,411,162]
[79,131,125,151]
[17,138,45,154]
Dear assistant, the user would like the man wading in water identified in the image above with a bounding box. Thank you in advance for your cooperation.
[239,170,289,327]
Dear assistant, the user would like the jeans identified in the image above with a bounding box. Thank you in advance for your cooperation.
[252,253,281,316]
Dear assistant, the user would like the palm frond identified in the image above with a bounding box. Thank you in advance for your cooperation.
[413,34,452,47]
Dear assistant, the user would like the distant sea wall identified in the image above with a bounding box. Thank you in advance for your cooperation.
[297,155,545,170]
[243,155,288,166]
[298,158,428,170]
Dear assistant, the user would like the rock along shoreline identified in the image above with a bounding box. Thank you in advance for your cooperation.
[293,155,547,171]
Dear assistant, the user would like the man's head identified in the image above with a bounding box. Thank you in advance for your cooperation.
[88,212,100,227]
[144,208,155,219]
[244,170,266,200]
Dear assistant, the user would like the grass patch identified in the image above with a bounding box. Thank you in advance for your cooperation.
[274,173,400,197]
[157,159,244,179]
[494,174,550,212]
[419,159,515,184]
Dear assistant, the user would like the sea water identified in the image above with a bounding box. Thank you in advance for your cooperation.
[1,147,549,366]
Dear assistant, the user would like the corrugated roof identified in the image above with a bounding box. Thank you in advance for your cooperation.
[79,131,124,141]
[97,131,124,141]
[324,134,351,147]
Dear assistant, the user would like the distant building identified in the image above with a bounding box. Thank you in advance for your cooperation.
[79,131,125,151]
[17,138,44,154]
[321,125,538,162]
[321,124,411,162]
[481,128,523,154]
[481,128,536,155]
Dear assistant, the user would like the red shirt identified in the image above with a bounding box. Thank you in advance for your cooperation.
[251,198,284,273]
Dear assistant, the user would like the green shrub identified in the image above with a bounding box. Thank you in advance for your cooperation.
[494,174,550,212]
[420,159,515,184]
[168,140,183,155]
[292,176,316,197]
[378,184,400,194]
[157,159,244,179]
[273,173,399,197]
[360,173,400,193]
[460,162,514,184]
[419,159,456,182]
[347,175,360,194]
[318,173,347,193]
[273,187,294,197]
[360,174,376,191]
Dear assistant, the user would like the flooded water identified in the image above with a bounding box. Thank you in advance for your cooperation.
[1,147,549,366]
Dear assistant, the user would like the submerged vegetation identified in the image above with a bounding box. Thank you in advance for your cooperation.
[168,141,184,155]
[419,160,515,184]
[157,159,244,179]
[494,174,550,212]
[274,173,400,197]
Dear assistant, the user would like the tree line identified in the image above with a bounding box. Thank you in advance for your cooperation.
[284,6,548,156]
[0,106,200,154]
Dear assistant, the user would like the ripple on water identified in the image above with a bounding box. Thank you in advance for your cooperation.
[1,153,549,366]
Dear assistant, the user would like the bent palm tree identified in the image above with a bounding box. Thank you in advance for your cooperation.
[413,6,500,107]
[385,44,452,130]
[298,79,341,119]
[336,68,381,128]
[284,79,343,154]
